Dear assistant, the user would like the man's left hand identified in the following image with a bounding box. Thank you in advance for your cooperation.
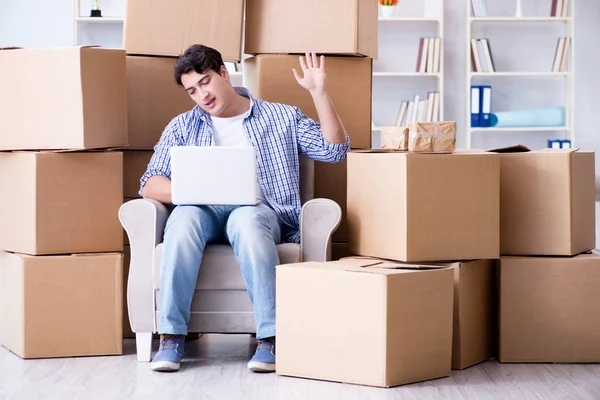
[293,52,326,95]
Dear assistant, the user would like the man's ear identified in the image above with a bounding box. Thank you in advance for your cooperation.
[220,65,230,81]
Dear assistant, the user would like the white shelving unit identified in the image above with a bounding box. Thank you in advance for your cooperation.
[465,1,575,149]
[372,1,444,137]
[72,0,125,47]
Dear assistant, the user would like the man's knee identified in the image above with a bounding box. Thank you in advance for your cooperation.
[226,206,271,238]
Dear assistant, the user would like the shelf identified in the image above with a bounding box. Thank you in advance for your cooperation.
[470,17,571,23]
[373,72,441,77]
[469,126,570,132]
[75,17,124,23]
[378,17,441,22]
[470,72,571,77]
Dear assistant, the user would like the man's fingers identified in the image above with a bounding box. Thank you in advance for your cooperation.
[312,52,318,69]
[299,56,308,71]
[305,52,312,69]
[320,55,325,70]
[292,68,302,81]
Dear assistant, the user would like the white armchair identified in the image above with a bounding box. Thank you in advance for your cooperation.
[119,157,342,362]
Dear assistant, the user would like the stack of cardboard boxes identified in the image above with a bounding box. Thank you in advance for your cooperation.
[277,144,600,388]
[243,0,377,255]
[0,47,127,359]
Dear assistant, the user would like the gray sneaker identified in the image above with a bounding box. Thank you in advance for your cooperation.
[151,335,185,372]
[248,337,276,372]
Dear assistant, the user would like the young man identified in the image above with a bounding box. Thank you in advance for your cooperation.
[139,44,349,373]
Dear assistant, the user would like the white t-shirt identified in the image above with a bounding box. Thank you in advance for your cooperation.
[210,108,267,203]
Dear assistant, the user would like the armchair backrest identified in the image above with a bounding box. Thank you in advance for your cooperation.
[299,156,314,205]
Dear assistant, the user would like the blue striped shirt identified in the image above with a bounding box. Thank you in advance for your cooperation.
[140,87,350,243]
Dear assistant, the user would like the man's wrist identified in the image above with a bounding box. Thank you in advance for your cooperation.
[309,87,328,99]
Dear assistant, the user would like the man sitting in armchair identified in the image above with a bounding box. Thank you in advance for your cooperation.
[139,44,349,373]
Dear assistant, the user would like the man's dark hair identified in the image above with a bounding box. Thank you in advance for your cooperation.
[174,44,224,86]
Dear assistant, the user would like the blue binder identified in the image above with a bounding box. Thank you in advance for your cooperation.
[470,86,481,127]
[480,85,492,127]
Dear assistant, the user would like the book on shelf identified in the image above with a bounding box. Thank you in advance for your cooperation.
[395,92,441,127]
[551,0,570,17]
[471,38,495,72]
[470,0,488,17]
[552,37,571,72]
[416,37,441,73]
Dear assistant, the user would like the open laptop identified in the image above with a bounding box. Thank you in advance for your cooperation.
[170,146,258,206]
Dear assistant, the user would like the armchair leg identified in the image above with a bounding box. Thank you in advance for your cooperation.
[136,332,153,362]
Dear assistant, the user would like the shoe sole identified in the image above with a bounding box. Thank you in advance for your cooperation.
[151,361,180,372]
[247,361,276,373]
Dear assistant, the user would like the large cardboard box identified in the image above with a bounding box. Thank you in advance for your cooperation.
[276,258,454,387]
[126,56,195,149]
[244,55,372,149]
[0,151,123,255]
[245,0,378,58]
[122,245,134,338]
[0,47,127,150]
[123,151,153,198]
[347,150,500,262]
[499,254,600,363]
[124,0,244,61]
[493,147,595,256]
[0,251,123,358]
[315,160,348,241]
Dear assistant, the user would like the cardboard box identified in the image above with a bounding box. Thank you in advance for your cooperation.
[245,0,377,57]
[315,160,347,241]
[0,151,124,255]
[124,0,244,61]
[123,151,153,198]
[408,121,457,153]
[447,260,497,369]
[0,47,127,150]
[493,147,595,256]
[126,56,195,149]
[499,254,600,363]
[276,258,454,387]
[244,55,372,149]
[347,150,500,262]
[0,251,123,358]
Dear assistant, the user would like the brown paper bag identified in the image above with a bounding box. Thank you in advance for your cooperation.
[408,121,456,153]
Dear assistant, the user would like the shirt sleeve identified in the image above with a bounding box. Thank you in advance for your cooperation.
[295,107,350,163]
[138,119,181,196]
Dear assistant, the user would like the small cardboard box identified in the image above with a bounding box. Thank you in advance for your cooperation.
[347,150,500,261]
[491,146,595,256]
[126,56,195,149]
[0,151,123,255]
[0,47,127,150]
[499,254,600,363]
[123,150,153,198]
[244,55,372,149]
[276,257,454,387]
[0,251,123,359]
[245,0,377,57]
[124,0,244,61]
[408,121,456,153]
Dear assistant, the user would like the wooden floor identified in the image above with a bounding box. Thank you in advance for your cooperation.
[1,334,600,400]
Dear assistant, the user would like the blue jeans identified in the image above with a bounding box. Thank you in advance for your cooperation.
[158,203,282,339]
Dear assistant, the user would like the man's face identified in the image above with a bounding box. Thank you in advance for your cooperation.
[181,66,232,116]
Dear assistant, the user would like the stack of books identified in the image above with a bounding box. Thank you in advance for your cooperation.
[395,92,441,126]
[552,37,571,72]
[416,38,442,73]
[470,38,495,72]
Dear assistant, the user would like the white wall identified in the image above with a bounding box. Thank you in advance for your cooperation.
[1,0,599,169]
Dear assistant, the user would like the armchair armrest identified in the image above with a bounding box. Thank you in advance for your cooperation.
[119,199,169,334]
[300,198,342,262]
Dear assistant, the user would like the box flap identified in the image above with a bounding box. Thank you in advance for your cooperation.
[488,145,531,153]
[339,256,452,275]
